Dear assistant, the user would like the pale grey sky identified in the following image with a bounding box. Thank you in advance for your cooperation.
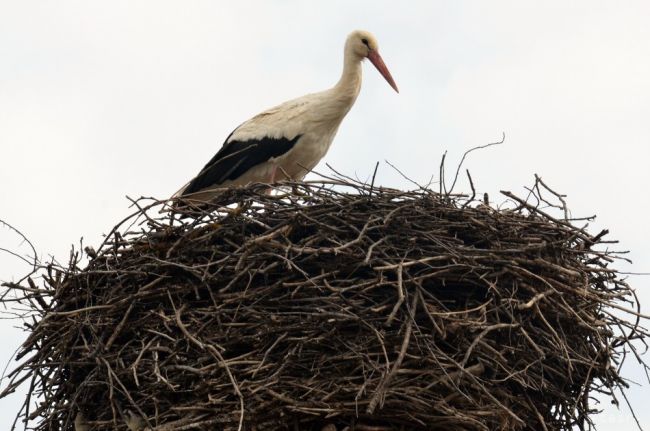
[1,1,649,429]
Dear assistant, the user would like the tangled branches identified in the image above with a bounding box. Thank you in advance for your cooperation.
[1,178,647,430]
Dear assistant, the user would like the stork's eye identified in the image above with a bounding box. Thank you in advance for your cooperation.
[361,38,369,46]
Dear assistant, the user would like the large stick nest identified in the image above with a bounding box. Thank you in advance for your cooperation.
[1,178,647,431]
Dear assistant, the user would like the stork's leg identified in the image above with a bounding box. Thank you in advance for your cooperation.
[266,165,279,195]
[269,165,278,184]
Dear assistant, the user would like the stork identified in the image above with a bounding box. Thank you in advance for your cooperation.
[174,30,398,204]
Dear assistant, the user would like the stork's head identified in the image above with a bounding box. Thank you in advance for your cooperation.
[346,30,399,93]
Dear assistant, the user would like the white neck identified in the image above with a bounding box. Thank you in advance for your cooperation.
[332,48,363,103]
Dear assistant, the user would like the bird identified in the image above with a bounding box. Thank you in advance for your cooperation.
[173,29,398,205]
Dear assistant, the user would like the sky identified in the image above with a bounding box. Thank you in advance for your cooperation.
[1,1,649,429]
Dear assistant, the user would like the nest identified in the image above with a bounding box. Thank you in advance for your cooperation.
[1,178,647,431]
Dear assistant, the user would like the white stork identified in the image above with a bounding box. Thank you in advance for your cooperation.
[174,30,398,203]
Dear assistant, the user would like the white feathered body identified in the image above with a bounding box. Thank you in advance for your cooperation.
[223,82,360,187]
[175,29,396,203]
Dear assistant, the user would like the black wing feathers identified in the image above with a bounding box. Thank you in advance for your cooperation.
[182,134,301,195]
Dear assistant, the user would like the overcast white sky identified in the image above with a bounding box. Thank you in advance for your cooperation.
[1,1,649,429]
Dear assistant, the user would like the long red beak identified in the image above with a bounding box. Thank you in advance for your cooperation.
[368,50,399,93]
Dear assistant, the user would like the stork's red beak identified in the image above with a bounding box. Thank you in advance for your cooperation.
[368,50,399,93]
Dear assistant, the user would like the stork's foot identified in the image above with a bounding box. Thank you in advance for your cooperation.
[291,183,309,197]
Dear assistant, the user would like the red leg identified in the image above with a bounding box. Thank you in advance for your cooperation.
[266,165,278,195]
[269,165,278,183]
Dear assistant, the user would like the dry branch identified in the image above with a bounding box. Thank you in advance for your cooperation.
[1,178,647,431]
